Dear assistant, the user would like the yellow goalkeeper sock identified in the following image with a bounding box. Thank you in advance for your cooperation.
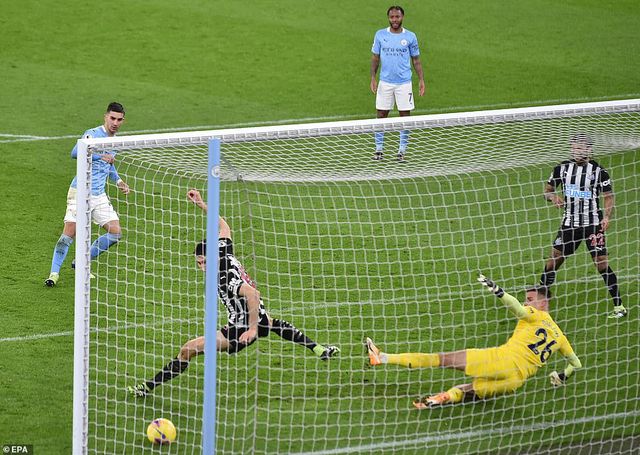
[446,387,465,404]
[384,353,440,368]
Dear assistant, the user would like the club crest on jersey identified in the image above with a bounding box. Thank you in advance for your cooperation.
[400,39,408,46]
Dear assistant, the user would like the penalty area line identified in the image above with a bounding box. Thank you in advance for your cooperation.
[292,410,640,455]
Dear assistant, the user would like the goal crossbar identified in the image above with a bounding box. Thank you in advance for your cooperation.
[81,99,640,149]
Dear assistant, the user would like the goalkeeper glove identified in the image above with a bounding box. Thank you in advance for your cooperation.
[549,371,567,387]
[477,274,505,298]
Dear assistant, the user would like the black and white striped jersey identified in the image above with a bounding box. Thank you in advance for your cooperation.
[218,237,267,327]
[547,160,612,227]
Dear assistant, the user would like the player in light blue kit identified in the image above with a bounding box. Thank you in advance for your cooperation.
[370,5,425,162]
[45,102,130,287]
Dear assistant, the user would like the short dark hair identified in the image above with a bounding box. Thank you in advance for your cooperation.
[387,5,404,16]
[106,102,125,115]
[570,133,593,146]
[195,240,206,256]
[525,285,551,300]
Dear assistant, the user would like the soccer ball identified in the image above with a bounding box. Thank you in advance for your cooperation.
[146,418,176,445]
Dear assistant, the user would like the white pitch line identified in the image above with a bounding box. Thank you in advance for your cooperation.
[284,272,639,313]
[292,410,640,455]
[1,273,636,343]
[0,134,79,144]
[2,94,639,144]
[0,133,49,139]
[0,330,74,342]
[0,317,191,343]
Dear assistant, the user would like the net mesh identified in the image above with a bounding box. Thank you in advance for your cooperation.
[79,101,640,454]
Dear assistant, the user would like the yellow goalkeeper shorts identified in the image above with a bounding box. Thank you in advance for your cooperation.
[465,347,526,399]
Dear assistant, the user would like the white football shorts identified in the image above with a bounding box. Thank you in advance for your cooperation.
[376,81,415,111]
[64,187,119,226]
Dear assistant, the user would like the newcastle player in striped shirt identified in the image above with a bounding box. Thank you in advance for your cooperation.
[128,190,339,397]
[539,134,626,319]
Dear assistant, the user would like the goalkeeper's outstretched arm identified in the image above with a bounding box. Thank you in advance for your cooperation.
[550,354,582,386]
[477,274,529,319]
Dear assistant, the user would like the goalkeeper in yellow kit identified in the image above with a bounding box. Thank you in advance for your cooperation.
[366,274,582,408]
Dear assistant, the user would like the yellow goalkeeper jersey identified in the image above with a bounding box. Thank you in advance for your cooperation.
[503,306,576,379]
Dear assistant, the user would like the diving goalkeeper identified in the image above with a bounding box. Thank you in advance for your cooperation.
[366,275,582,408]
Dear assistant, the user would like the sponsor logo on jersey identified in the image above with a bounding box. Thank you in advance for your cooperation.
[564,184,592,199]
[381,47,408,54]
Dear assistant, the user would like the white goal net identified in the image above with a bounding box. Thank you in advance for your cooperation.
[74,99,640,454]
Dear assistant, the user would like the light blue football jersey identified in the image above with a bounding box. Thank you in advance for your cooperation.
[69,125,120,196]
[371,27,420,84]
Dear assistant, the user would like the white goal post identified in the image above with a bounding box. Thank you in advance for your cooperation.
[73,99,640,454]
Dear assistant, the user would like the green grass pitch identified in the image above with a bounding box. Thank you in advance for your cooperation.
[1,0,639,454]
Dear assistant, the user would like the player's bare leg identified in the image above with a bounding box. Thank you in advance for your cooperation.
[438,350,467,371]
[63,221,77,238]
